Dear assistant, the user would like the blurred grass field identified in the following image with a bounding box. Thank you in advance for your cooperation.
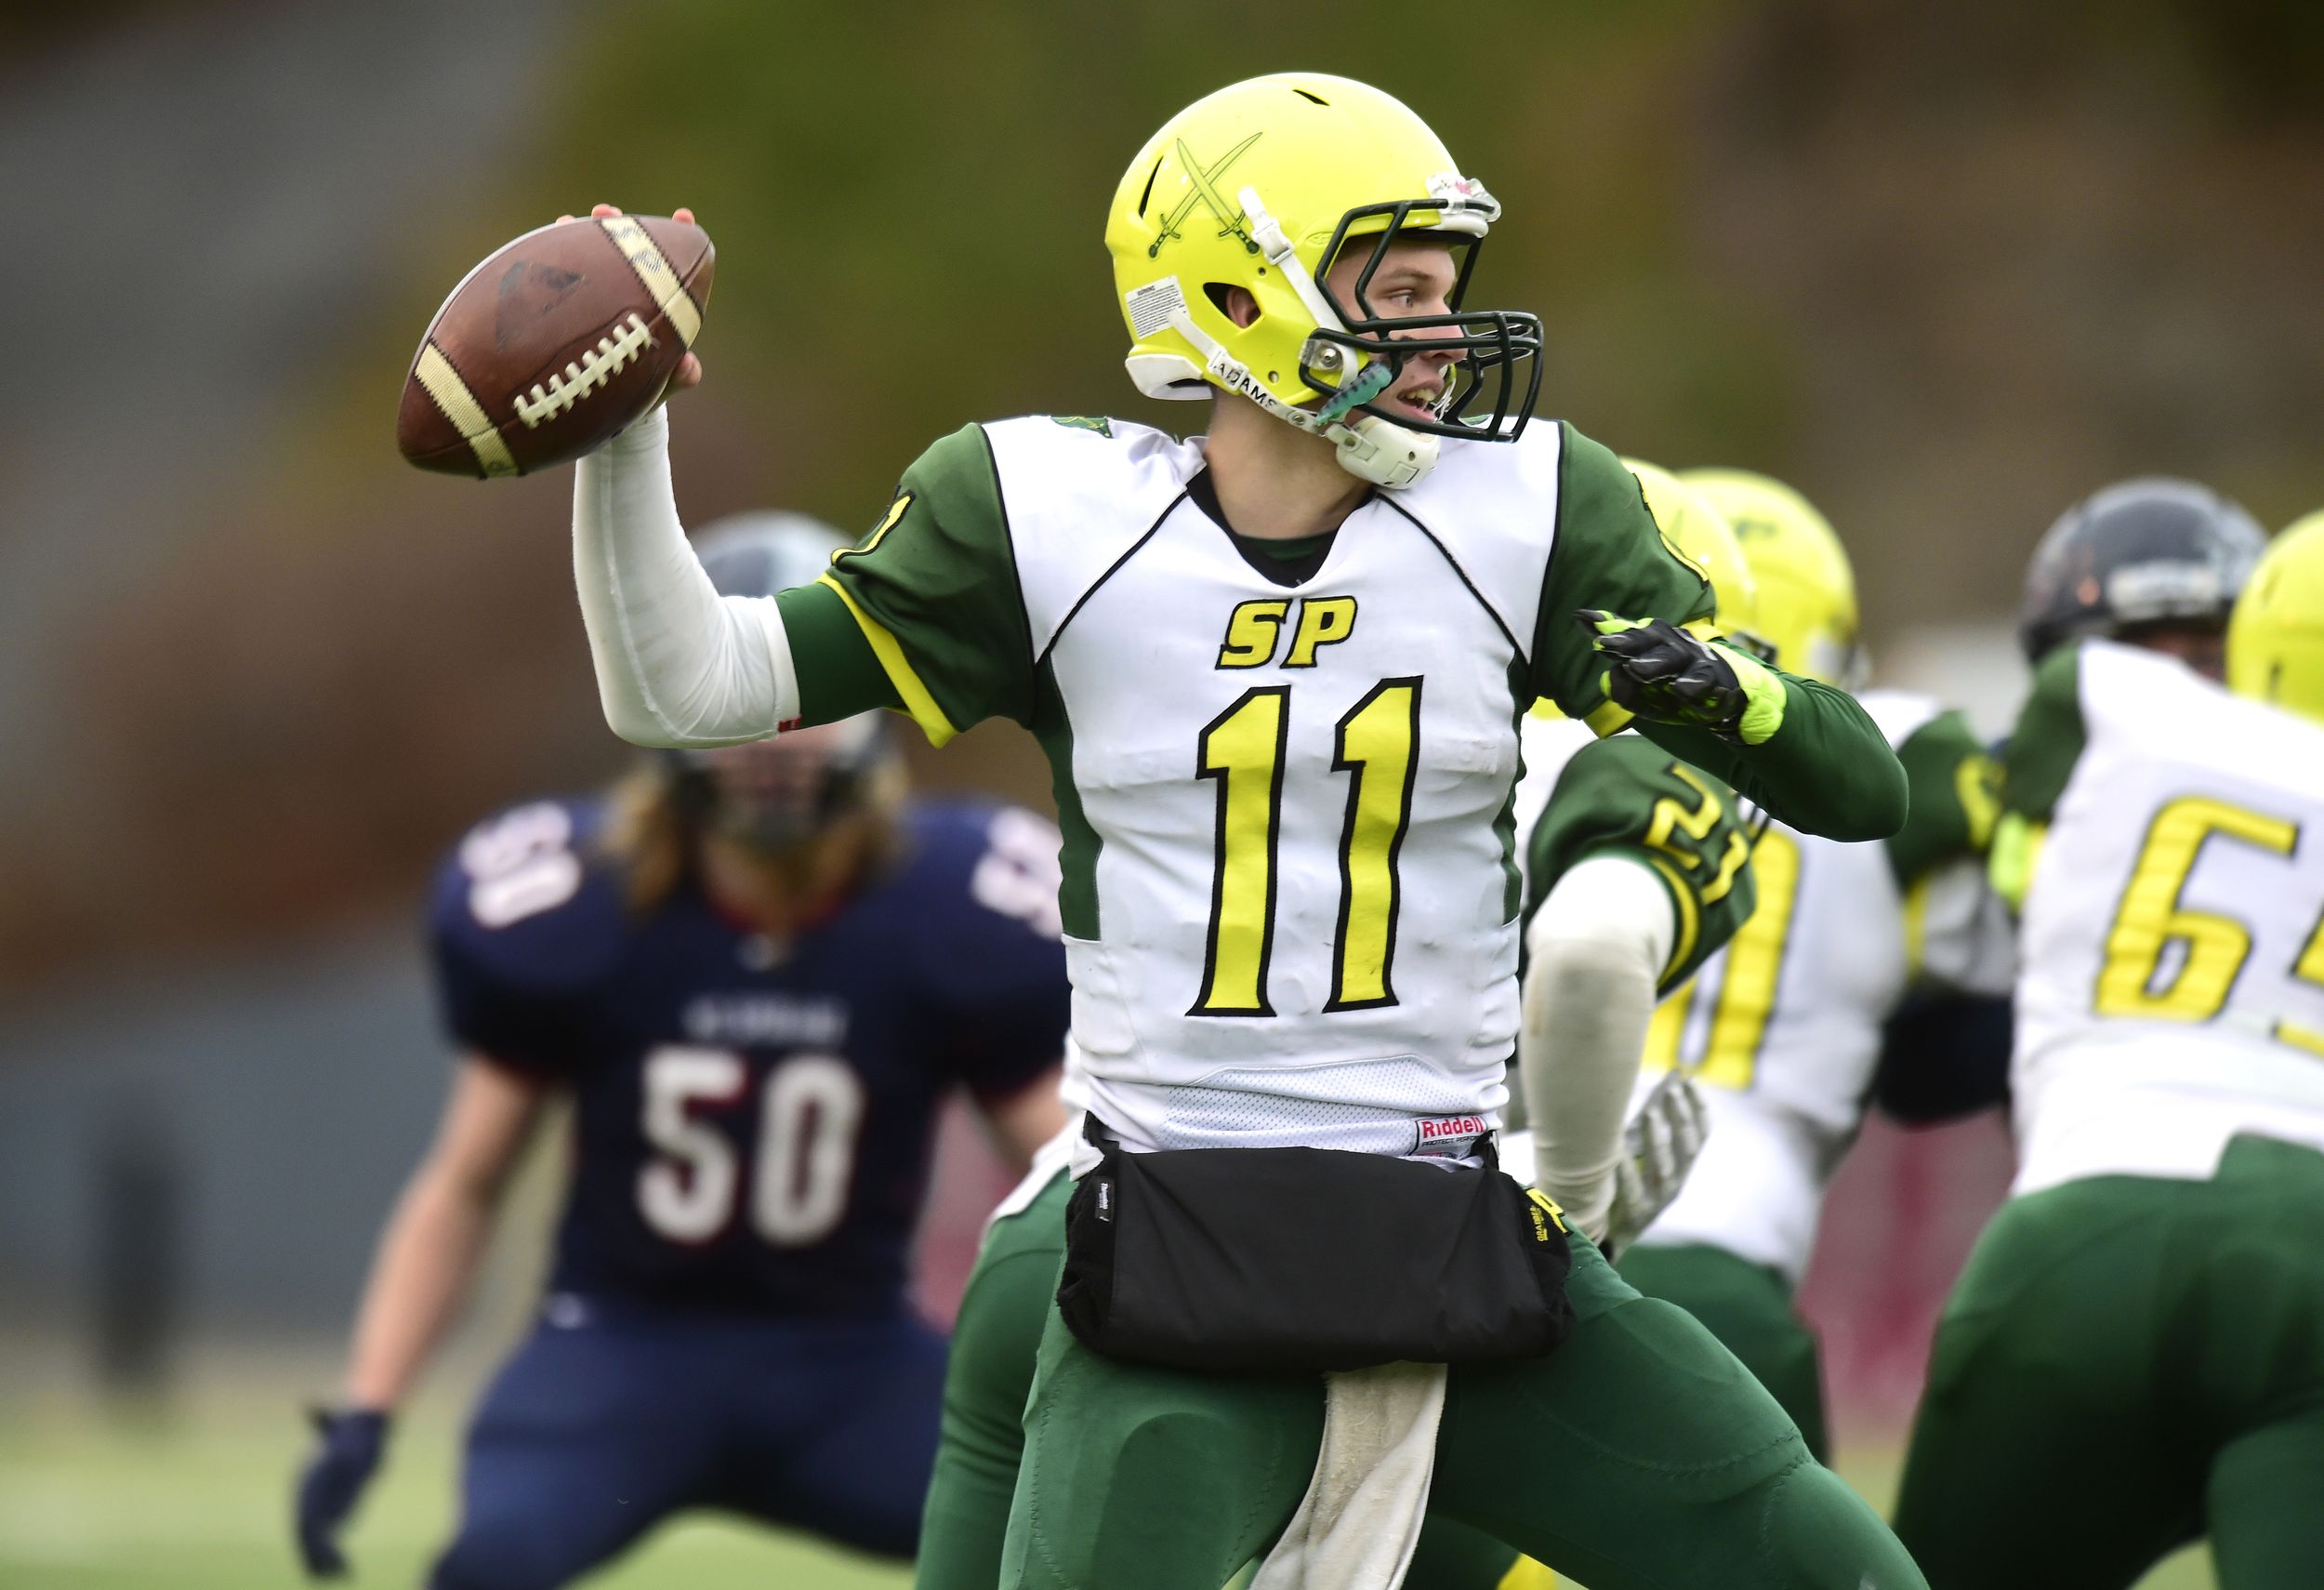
[0,1352,2216,1590]
[0,1352,909,1590]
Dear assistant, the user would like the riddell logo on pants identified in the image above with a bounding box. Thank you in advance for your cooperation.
[1412,1115,1489,1157]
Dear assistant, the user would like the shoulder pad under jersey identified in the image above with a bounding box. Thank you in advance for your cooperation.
[427,796,631,998]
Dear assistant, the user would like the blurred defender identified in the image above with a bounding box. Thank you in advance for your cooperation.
[1893,491,2311,1589]
[1602,470,2014,1458]
[292,517,1069,1588]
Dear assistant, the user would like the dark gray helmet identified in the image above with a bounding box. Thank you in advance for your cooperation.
[2017,478,2267,662]
[664,513,897,853]
[693,511,849,599]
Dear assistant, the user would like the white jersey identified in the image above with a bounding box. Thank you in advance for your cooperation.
[1512,709,1597,895]
[2010,640,2324,1195]
[1012,420,1542,1153]
[812,413,1740,1160]
[1629,690,2004,1281]
[574,406,1916,1174]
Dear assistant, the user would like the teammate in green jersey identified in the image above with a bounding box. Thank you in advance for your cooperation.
[565,73,1911,1590]
[1578,470,2011,1459]
[1987,477,2269,909]
[1513,463,1761,1262]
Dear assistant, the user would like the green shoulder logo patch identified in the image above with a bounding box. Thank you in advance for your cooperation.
[1050,416,1113,437]
[835,492,913,563]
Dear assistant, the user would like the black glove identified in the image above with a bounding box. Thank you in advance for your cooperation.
[293,1407,389,1579]
[1577,611,1748,739]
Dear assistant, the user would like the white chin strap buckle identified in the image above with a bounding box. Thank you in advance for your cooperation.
[1333,416,1437,490]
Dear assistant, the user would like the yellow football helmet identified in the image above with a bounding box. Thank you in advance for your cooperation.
[1680,468,1860,685]
[2226,510,2324,725]
[1622,459,1761,642]
[1105,74,1542,488]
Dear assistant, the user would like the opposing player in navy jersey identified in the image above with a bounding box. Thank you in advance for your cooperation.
[291,515,1070,1588]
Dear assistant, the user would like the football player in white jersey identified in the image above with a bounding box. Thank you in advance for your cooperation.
[1988,476,2268,910]
[1558,470,2013,1462]
[1892,498,2317,1590]
[560,73,1918,1590]
[910,462,1763,1590]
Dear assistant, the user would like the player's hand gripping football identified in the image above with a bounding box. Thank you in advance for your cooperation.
[1577,612,1785,745]
[556,203,707,399]
[292,1406,389,1579]
[1597,1069,1710,1260]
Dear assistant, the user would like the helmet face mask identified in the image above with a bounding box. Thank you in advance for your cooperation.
[653,512,904,860]
[667,717,895,857]
[1304,206,1543,443]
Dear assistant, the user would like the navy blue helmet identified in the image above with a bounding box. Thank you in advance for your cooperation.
[2017,478,2266,662]
[667,514,897,853]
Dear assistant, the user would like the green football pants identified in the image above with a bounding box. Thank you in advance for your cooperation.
[1895,1133,2324,1590]
[915,1171,1527,1590]
[1615,1241,1829,1460]
[990,1181,1921,1590]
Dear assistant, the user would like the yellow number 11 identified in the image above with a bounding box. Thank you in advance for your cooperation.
[1192,679,1421,1016]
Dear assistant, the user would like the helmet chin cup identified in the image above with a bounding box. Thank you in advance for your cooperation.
[1333,414,1436,489]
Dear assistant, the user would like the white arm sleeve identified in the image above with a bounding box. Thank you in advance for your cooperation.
[571,408,800,747]
[1519,854,1677,1238]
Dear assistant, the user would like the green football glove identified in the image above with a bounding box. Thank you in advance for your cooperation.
[1576,611,1787,745]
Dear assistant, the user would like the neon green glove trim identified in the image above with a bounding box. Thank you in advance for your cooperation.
[1584,694,1634,737]
[1719,642,1786,745]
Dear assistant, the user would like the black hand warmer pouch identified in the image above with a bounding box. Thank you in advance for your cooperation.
[1055,1122,1575,1373]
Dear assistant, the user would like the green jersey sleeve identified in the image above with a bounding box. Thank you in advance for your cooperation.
[1525,422,1905,841]
[1530,423,1717,726]
[2000,643,2089,825]
[1523,735,1760,993]
[1988,643,2088,908]
[815,424,1036,743]
[772,583,904,725]
[1630,680,1908,842]
[1884,709,2003,889]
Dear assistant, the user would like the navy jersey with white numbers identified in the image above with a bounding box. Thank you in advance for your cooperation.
[429,795,1069,1318]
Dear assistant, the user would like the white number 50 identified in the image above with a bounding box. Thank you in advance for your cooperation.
[636,1047,865,1246]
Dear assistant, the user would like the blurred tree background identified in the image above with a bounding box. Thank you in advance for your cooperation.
[5,0,2322,992]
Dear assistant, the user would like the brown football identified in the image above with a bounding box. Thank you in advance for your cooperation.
[397,215,714,478]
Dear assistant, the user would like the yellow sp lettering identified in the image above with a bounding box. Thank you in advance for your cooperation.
[1285,596,1359,668]
[1216,600,1291,669]
[1214,595,1360,669]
